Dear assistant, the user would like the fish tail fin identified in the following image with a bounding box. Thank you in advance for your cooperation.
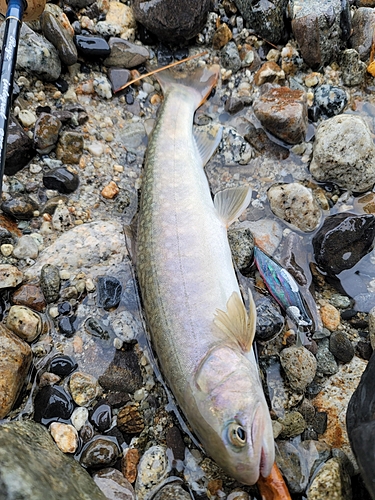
[156,64,220,108]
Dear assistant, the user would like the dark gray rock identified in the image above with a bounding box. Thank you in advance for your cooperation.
[329,331,355,363]
[244,122,289,159]
[1,193,38,220]
[98,348,143,394]
[97,276,122,310]
[104,38,150,68]
[33,384,75,424]
[0,420,106,500]
[316,343,339,375]
[220,41,242,72]
[40,263,61,303]
[4,115,35,175]
[234,0,288,44]
[108,68,131,93]
[350,7,375,60]
[340,49,367,86]
[255,295,284,342]
[313,213,375,275]
[74,35,111,59]
[43,166,79,194]
[227,226,254,274]
[132,0,211,44]
[80,437,120,468]
[40,10,78,66]
[33,113,62,154]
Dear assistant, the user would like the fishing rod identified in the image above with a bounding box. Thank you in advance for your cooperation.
[0,0,45,195]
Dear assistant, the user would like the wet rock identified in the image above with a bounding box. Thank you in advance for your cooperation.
[11,283,46,311]
[52,202,74,232]
[41,10,78,66]
[8,23,61,81]
[227,226,254,274]
[153,484,191,500]
[329,331,354,363]
[244,122,289,159]
[212,23,232,50]
[120,121,147,153]
[90,402,112,432]
[276,440,309,494]
[350,7,375,60]
[224,96,244,115]
[268,183,321,232]
[316,341,339,375]
[314,85,348,117]
[108,68,131,93]
[0,324,32,418]
[58,315,77,337]
[33,113,62,154]
[1,193,38,220]
[234,0,287,44]
[93,468,135,500]
[307,457,352,500]
[69,371,100,407]
[104,38,149,68]
[43,166,79,194]
[0,420,106,500]
[40,263,61,303]
[220,41,242,72]
[74,35,111,58]
[240,219,283,255]
[6,305,42,342]
[255,295,284,342]
[340,49,367,86]
[4,115,35,175]
[50,422,79,454]
[290,0,350,69]
[279,411,306,438]
[280,346,317,391]
[314,355,367,468]
[93,77,112,99]
[34,384,75,424]
[356,340,373,361]
[253,61,285,86]
[49,354,78,377]
[311,115,375,192]
[80,437,120,468]
[56,131,84,164]
[117,403,145,434]
[0,264,23,289]
[97,276,122,310]
[312,213,375,275]
[12,234,39,260]
[98,349,143,394]
[320,303,341,331]
[222,127,253,164]
[253,87,308,144]
[132,0,211,44]
[135,445,171,500]
[71,406,89,432]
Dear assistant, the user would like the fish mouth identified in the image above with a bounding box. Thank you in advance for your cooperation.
[252,404,274,479]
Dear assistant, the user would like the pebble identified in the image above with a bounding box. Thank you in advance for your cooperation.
[220,41,242,72]
[69,371,100,406]
[268,183,321,232]
[329,331,355,363]
[276,440,310,494]
[314,85,348,118]
[50,422,79,454]
[4,115,35,176]
[58,315,77,337]
[279,346,317,391]
[239,219,283,255]
[307,457,352,500]
[255,295,284,342]
[117,403,145,434]
[340,49,367,86]
[320,303,341,331]
[253,61,285,86]
[1,243,13,256]
[40,264,61,303]
[93,468,136,500]
[96,1,136,38]
[227,226,254,274]
[212,23,232,50]
[244,122,289,159]
[0,264,23,289]
[49,354,78,377]
[90,402,112,432]
[104,38,150,68]
[235,0,285,43]
[310,115,375,192]
[108,68,131,93]
[98,347,143,395]
[74,35,111,58]
[18,109,37,128]
[13,234,40,260]
[43,167,79,194]
[97,276,122,310]
[0,420,107,500]
[278,411,306,438]
[40,10,78,66]
[135,445,171,500]
[33,384,75,424]
[111,311,142,343]
[316,342,339,376]
[56,131,84,164]
[80,437,120,468]
[71,406,89,431]
[6,305,42,342]
[93,77,112,99]
[0,324,32,418]
[101,181,120,199]
[350,7,375,61]
[1,194,39,220]
[33,113,62,154]
[153,483,191,500]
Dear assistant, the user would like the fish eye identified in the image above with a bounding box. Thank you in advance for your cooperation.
[227,422,247,448]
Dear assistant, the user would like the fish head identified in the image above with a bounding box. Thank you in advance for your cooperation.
[193,346,275,484]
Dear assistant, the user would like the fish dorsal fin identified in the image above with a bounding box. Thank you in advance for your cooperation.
[193,124,223,167]
[214,186,252,228]
[213,291,256,352]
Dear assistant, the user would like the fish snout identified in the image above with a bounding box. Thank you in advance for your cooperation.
[252,404,275,479]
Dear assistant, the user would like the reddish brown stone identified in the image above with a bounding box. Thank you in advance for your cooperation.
[121,448,139,483]
[12,284,46,312]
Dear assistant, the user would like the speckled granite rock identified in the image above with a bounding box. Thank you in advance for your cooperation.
[307,457,352,500]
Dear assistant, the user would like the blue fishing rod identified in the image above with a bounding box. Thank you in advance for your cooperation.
[0,0,45,195]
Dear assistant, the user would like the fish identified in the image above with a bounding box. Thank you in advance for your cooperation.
[136,64,275,484]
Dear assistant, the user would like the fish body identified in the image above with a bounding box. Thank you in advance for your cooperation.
[137,66,274,484]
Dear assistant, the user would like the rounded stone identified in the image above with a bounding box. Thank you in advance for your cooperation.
[278,411,306,438]
[0,264,23,289]
[12,234,39,260]
[40,264,61,303]
[50,422,79,454]
[227,226,254,274]
[33,385,75,424]
[71,406,89,431]
[11,284,46,312]
[280,346,317,391]
[69,371,100,407]
[1,194,38,220]
[43,167,79,194]
[135,445,171,499]
[93,468,135,500]
[33,113,62,154]
[40,10,78,66]
[74,35,111,58]
[97,276,122,310]
[329,331,355,363]
[314,85,348,117]
[6,305,42,342]
[55,131,84,164]
[49,355,78,377]
[80,437,120,468]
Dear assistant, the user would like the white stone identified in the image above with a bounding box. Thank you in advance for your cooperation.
[50,422,78,454]
[71,406,89,431]
[18,109,37,128]
[0,244,13,257]
[0,264,23,289]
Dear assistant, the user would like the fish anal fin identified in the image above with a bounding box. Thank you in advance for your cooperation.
[214,186,252,228]
[213,291,256,352]
[194,124,222,166]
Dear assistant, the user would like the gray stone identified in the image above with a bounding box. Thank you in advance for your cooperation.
[280,346,317,391]
[340,49,367,86]
[153,483,191,500]
[120,121,147,153]
[34,113,62,154]
[135,445,171,500]
[329,331,354,363]
[279,411,307,438]
[234,0,288,44]
[104,38,150,68]
[56,131,84,164]
[93,468,135,500]
[12,235,39,260]
[268,183,321,232]
[228,226,254,274]
[40,10,78,66]
[307,458,352,500]
[220,41,242,72]
[316,343,339,375]
[0,420,106,500]
[350,7,375,60]
[310,115,375,192]
[276,440,310,494]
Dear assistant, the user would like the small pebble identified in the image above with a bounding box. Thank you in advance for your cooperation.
[69,371,100,406]
[329,331,355,363]
[122,448,140,484]
[278,411,306,438]
[135,445,171,500]
[50,422,78,453]
[49,354,78,377]
[0,264,23,289]
[90,402,112,432]
[6,305,42,342]
[97,276,122,310]
[280,346,317,391]
[12,234,39,260]
[43,166,79,194]
[33,385,75,424]
[101,181,119,199]
[71,406,89,431]
[80,437,120,468]
[40,264,61,303]
[0,244,13,256]
[93,467,135,500]
[320,303,341,331]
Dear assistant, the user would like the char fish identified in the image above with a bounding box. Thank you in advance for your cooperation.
[136,65,274,484]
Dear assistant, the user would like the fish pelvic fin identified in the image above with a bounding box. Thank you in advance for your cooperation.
[214,290,256,352]
[156,64,220,108]
[214,186,252,228]
[194,124,223,166]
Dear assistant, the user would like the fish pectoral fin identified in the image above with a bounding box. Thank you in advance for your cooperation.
[194,124,223,167]
[214,186,252,228]
[213,291,256,352]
